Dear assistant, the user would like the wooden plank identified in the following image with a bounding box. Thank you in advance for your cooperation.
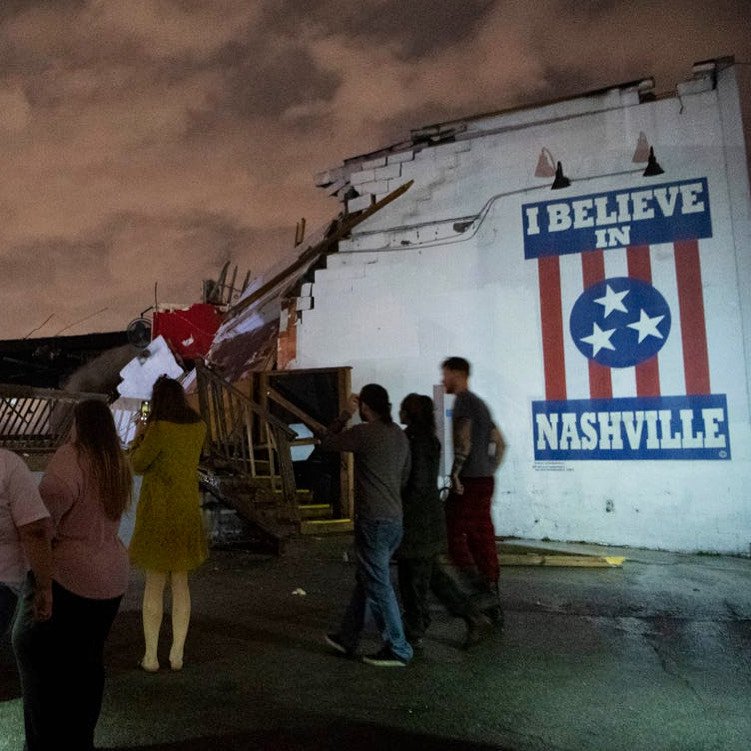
[266,386,327,435]
[498,553,625,567]
[338,367,354,519]
[299,504,332,520]
[300,518,354,535]
[265,366,352,378]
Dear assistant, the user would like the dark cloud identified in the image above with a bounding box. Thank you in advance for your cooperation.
[3,6,341,131]
[260,0,497,59]
[204,38,340,121]
[0,0,85,22]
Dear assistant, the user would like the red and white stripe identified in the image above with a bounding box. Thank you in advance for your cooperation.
[536,241,711,402]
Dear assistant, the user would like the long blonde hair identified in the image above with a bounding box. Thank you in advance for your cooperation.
[73,399,132,520]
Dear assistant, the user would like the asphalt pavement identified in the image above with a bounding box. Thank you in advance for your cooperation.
[1,535,750,751]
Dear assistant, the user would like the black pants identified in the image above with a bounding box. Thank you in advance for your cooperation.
[397,554,478,640]
[0,582,18,636]
[12,578,122,751]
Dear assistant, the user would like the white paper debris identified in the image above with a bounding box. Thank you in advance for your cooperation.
[117,335,184,400]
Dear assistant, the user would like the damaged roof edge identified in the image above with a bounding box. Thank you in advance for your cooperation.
[204,180,414,380]
[223,180,413,324]
[317,55,736,183]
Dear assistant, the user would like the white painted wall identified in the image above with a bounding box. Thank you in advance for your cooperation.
[296,63,751,554]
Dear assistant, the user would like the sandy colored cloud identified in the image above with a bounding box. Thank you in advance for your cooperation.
[0,0,749,339]
[0,82,31,131]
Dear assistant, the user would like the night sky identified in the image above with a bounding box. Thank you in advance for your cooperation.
[1,0,749,339]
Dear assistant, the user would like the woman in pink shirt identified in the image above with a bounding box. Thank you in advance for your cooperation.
[13,399,132,751]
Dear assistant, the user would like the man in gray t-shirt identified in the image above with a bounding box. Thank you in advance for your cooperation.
[320,384,413,667]
[321,414,410,522]
[442,357,505,626]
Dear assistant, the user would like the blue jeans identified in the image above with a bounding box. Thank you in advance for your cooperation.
[338,517,413,662]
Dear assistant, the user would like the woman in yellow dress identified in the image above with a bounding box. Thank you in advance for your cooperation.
[129,376,207,672]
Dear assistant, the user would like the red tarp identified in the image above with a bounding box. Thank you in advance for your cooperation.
[152,303,223,361]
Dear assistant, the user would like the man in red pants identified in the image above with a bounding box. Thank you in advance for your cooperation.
[441,357,506,629]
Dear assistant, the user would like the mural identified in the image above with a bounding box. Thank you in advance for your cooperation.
[522,178,730,460]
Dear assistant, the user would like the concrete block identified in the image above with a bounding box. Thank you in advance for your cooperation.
[314,264,366,281]
[300,282,313,297]
[387,151,414,164]
[346,194,374,213]
[314,169,334,187]
[375,164,402,180]
[430,141,470,156]
[347,231,391,251]
[359,180,390,195]
[295,297,313,312]
[313,166,346,186]
[350,169,376,186]
[677,78,715,96]
[327,178,347,196]
[437,153,458,169]
[361,156,387,170]
[278,310,289,332]
[398,162,422,180]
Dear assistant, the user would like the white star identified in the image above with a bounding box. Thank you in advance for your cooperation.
[580,322,617,356]
[627,309,665,343]
[594,284,629,317]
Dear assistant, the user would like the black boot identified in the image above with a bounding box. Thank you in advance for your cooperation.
[471,580,504,630]
[462,612,493,649]
[485,581,504,629]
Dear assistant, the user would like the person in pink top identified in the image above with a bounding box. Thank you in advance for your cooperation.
[13,399,132,751]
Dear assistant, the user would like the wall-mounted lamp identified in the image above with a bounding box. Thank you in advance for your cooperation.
[643,147,664,176]
[551,162,571,190]
[534,147,557,178]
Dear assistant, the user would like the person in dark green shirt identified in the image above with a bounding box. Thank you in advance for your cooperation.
[397,394,493,649]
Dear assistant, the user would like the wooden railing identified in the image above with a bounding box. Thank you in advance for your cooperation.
[254,368,354,519]
[193,363,298,514]
[0,384,107,457]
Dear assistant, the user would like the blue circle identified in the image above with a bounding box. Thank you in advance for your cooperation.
[570,276,671,368]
